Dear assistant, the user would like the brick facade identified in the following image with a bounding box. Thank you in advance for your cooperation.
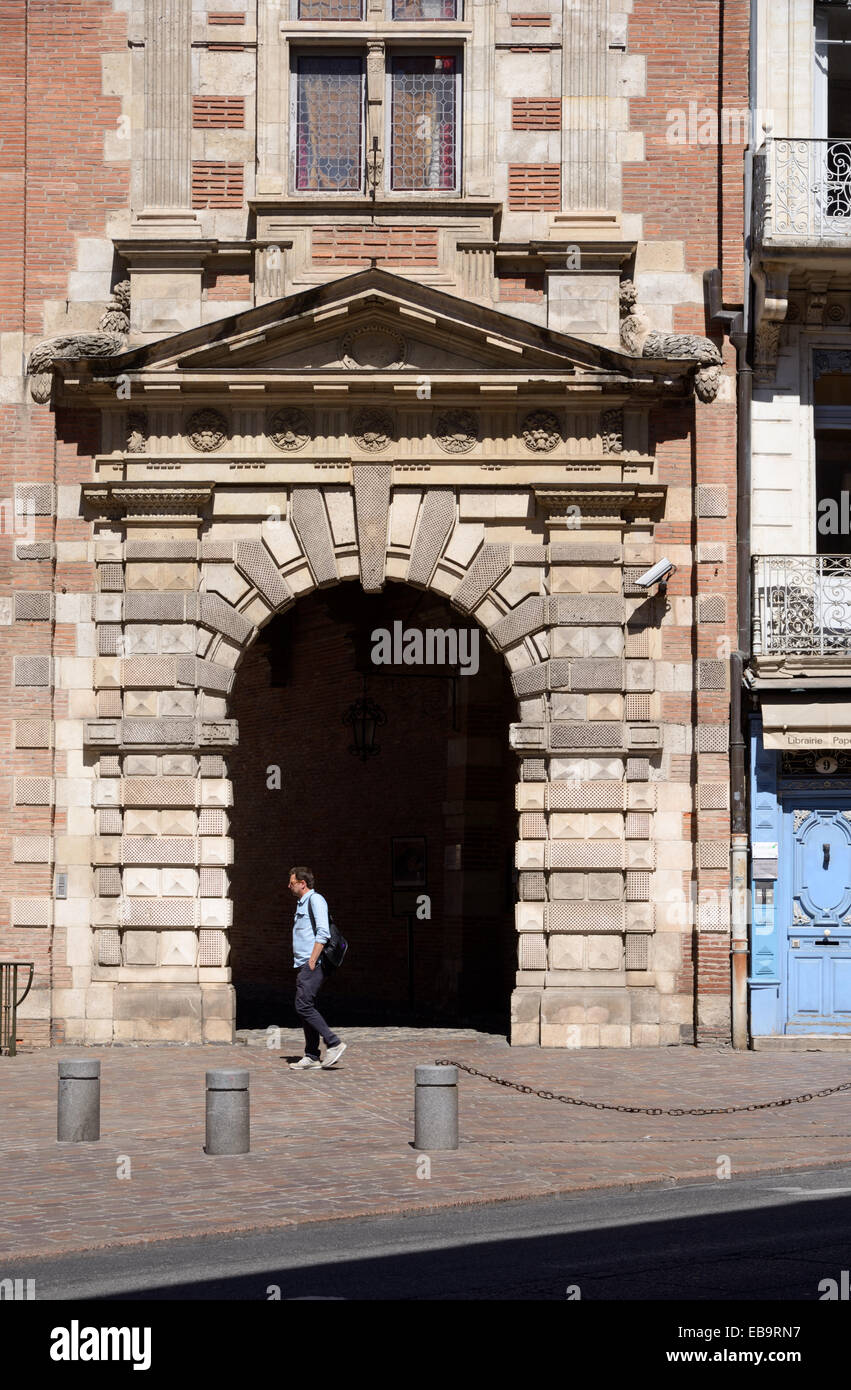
[0,0,747,1050]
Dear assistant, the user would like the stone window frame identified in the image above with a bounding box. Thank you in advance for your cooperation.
[279,8,474,202]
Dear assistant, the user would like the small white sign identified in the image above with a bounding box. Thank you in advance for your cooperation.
[752,842,778,858]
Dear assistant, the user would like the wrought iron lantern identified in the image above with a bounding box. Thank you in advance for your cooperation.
[343,684,387,760]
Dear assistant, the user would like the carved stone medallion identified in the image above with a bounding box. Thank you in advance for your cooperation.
[341,326,406,370]
[435,409,479,454]
[126,413,148,454]
[352,408,394,453]
[520,410,561,453]
[268,407,312,452]
[186,408,229,452]
[601,408,624,455]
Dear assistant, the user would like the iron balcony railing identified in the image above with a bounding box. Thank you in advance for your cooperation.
[755,137,851,242]
[753,555,851,656]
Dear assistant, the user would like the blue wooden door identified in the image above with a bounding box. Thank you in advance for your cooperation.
[785,806,851,1033]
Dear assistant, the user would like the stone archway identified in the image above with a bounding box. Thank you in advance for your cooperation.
[228,581,518,1031]
[79,478,545,1045]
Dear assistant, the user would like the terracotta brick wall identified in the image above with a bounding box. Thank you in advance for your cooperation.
[311,227,440,268]
[0,1,129,1045]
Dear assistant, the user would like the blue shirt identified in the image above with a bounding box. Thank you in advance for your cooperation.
[292,889,330,967]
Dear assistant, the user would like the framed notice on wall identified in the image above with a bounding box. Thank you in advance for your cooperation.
[391,836,427,889]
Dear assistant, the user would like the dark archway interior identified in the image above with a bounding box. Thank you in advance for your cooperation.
[229,581,518,1032]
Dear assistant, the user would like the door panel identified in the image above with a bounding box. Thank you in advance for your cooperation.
[785,805,851,1033]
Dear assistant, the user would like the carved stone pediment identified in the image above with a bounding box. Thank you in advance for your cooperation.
[70,268,686,392]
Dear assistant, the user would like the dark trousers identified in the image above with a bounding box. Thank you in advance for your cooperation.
[294,963,341,1060]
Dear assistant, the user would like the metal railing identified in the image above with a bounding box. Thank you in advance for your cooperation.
[0,963,33,1057]
[753,554,851,656]
[755,137,851,242]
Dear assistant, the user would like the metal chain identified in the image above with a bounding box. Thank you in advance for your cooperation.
[434,1060,851,1116]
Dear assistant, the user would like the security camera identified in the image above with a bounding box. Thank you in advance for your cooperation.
[635,558,676,589]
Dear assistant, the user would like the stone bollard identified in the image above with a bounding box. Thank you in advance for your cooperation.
[205,1069,250,1155]
[57,1060,101,1143]
[414,1064,458,1151]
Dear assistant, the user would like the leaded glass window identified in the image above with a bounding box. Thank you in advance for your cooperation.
[297,0,363,17]
[390,56,458,191]
[392,0,458,18]
[296,57,363,192]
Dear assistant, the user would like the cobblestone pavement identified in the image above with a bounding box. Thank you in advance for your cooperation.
[1,1030,849,1259]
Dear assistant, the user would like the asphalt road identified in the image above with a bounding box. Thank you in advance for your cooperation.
[13,1163,851,1301]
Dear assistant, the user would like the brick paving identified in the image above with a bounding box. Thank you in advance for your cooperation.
[0,1031,849,1259]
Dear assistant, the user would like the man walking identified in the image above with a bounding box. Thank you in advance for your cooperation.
[287,867,347,1070]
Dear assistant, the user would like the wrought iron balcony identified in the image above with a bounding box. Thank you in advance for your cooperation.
[753,555,851,656]
[754,137,851,244]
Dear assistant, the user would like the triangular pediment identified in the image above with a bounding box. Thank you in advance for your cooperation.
[103,268,649,384]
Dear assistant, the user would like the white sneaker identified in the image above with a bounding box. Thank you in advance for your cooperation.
[289,1056,322,1070]
[321,1042,347,1069]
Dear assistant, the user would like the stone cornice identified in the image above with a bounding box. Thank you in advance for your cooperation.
[533,484,667,528]
[81,482,214,521]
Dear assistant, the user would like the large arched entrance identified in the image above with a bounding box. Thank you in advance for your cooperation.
[229,581,518,1031]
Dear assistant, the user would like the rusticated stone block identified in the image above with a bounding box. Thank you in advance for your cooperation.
[123,657,175,688]
[120,718,196,746]
[513,544,547,564]
[199,593,254,645]
[509,723,545,750]
[547,781,624,810]
[200,866,227,897]
[407,488,455,588]
[289,493,337,587]
[519,812,547,839]
[198,931,225,967]
[546,902,626,933]
[451,543,511,613]
[625,757,649,780]
[625,871,651,900]
[588,872,623,900]
[697,660,727,691]
[549,723,623,750]
[696,724,729,752]
[124,931,159,966]
[99,563,124,592]
[122,900,195,927]
[696,485,727,518]
[550,873,584,899]
[98,809,122,835]
[549,841,624,869]
[353,463,392,592]
[624,626,650,658]
[16,542,53,560]
[698,840,729,869]
[698,594,726,623]
[15,592,52,621]
[568,659,623,691]
[625,660,654,692]
[126,541,197,561]
[549,542,622,564]
[97,929,122,966]
[13,836,53,863]
[201,540,235,562]
[200,755,225,777]
[624,694,651,721]
[487,596,546,648]
[98,624,123,655]
[235,539,293,608]
[625,812,651,838]
[698,782,728,810]
[518,871,546,900]
[511,662,549,697]
[16,483,53,516]
[625,934,650,970]
[520,758,547,781]
[123,776,197,807]
[549,595,622,625]
[11,899,51,926]
[97,867,122,897]
[14,777,52,805]
[14,656,52,686]
[124,592,184,621]
[519,933,547,970]
[15,720,51,748]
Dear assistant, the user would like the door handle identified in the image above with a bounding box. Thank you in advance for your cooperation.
[823,843,831,869]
